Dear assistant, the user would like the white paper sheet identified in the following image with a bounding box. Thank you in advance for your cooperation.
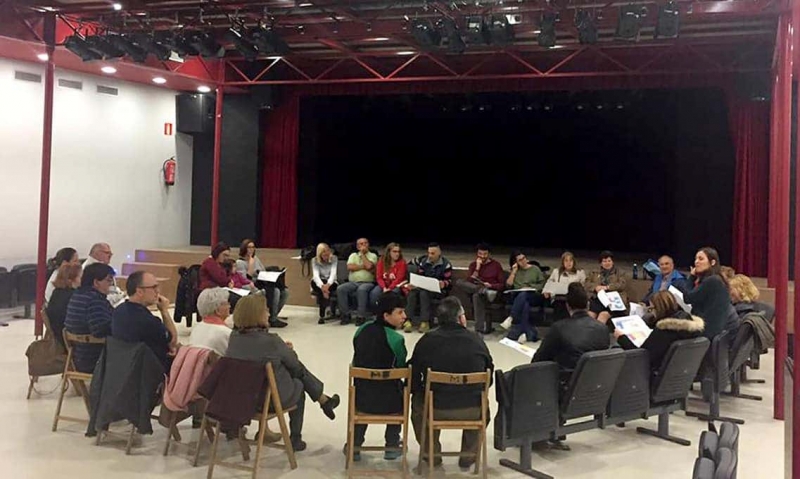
[629,302,647,317]
[504,287,538,294]
[499,337,538,359]
[598,290,626,311]
[611,315,652,347]
[226,287,252,297]
[257,269,286,283]
[669,285,693,313]
[542,282,569,296]
[409,273,441,294]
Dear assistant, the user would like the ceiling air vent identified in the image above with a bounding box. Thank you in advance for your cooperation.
[58,78,82,90]
[14,71,42,83]
[97,85,118,96]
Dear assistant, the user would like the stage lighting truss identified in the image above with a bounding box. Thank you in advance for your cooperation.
[616,5,644,41]
[655,1,680,39]
[538,12,558,48]
[575,10,598,45]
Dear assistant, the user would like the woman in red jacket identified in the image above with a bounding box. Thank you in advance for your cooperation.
[369,243,408,315]
[199,242,242,312]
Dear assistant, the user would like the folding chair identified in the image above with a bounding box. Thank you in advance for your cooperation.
[27,308,66,399]
[417,368,491,478]
[196,362,298,479]
[345,366,411,478]
[52,331,105,431]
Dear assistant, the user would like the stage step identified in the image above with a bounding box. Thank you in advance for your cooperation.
[135,249,208,266]
[121,262,182,278]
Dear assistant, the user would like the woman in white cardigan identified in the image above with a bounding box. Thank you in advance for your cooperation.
[543,252,586,316]
[189,288,233,356]
[312,243,338,324]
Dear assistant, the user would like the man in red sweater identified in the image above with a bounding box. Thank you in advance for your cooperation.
[454,243,505,334]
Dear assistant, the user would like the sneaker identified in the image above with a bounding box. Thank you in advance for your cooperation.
[419,322,430,333]
[291,438,307,452]
[317,317,326,325]
[403,321,413,333]
[518,333,527,344]
[384,441,402,460]
[269,319,288,328]
[500,316,513,330]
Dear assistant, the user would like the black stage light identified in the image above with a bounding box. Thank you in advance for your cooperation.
[157,31,199,58]
[441,18,466,54]
[464,15,488,44]
[64,35,103,61]
[252,28,291,56]
[228,28,259,61]
[655,1,680,39]
[84,35,126,59]
[616,5,642,41]
[486,15,513,44]
[186,31,225,58]
[538,12,557,48]
[411,19,441,48]
[133,33,172,61]
[575,10,598,44]
[107,34,148,63]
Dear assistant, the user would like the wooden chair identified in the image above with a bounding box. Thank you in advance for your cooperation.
[417,368,491,478]
[27,308,66,399]
[345,366,411,478]
[52,330,105,431]
[195,362,298,479]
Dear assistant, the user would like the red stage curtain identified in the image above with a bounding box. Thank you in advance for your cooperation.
[730,99,769,277]
[260,94,299,248]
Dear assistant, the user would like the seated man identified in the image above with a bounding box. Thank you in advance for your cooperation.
[643,255,687,304]
[337,238,378,326]
[532,283,609,382]
[83,242,126,306]
[111,271,178,372]
[64,263,116,373]
[410,297,494,470]
[403,243,453,334]
[500,249,546,343]
[348,292,408,462]
[454,243,505,334]
[584,250,630,327]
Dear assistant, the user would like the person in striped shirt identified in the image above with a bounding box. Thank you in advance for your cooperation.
[64,263,115,373]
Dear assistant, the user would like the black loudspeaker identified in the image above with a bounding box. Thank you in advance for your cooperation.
[176,93,214,133]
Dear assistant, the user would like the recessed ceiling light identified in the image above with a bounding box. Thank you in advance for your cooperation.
[152,77,167,84]
[112,3,122,10]
[37,53,49,61]
[396,51,416,55]
[298,2,313,6]
[197,85,211,93]
[101,66,117,74]
[371,37,390,41]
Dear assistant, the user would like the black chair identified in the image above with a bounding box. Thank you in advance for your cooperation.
[636,337,710,445]
[0,268,12,308]
[717,422,739,453]
[714,448,737,479]
[693,457,716,479]
[723,322,762,401]
[557,349,626,439]
[494,362,560,479]
[602,349,650,426]
[686,331,744,424]
[698,430,719,460]
[12,264,37,318]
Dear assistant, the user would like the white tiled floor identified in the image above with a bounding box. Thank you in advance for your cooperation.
[0,305,783,478]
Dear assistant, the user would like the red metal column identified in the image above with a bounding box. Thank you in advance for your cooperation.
[33,13,56,337]
[792,2,800,476]
[210,61,224,247]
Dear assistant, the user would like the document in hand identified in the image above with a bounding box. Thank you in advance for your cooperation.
[611,315,652,347]
[668,285,692,313]
[226,287,252,297]
[499,337,537,359]
[257,269,286,283]
[542,282,569,296]
[504,287,538,294]
[409,273,441,294]
[598,290,626,311]
[629,302,647,318]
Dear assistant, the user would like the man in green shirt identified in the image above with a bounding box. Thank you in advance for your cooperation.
[501,250,545,343]
[337,237,379,325]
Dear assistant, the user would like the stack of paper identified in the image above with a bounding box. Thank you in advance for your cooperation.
[542,282,569,296]
[410,273,441,293]
[598,290,626,311]
[669,286,692,313]
[504,287,538,294]
[499,338,537,359]
[611,315,652,347]
[257,269,286,283]
[226,287,252,297]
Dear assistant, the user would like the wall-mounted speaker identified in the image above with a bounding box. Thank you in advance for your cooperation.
[176,93,215,133]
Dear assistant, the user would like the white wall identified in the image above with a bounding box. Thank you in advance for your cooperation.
[0,57,193,271]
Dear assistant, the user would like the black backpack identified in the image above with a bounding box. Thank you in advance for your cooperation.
[299,246,315,277]
[174,264,201,326]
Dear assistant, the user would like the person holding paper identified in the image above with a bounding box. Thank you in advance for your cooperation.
[614,291,704,370]
[500,250,545,343]
[337,238,379,326]
[403,243,453,333]
[200,242,248,317]
[684,247,738,340]
[642,255,687,304]
[454,243,506,334]
[311,243,339,324]
[369,243,408,310]
[237,238,290,327]
[584,250,629,327]
[236,239,267,278]
[542,251,586,318]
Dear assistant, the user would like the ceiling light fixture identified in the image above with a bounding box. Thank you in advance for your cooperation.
[101,66,117,74]
[197,85,211,93]
[396,50,416,55]
[112,3,122,11]
[37,53,49,61]
[152,77,167,84]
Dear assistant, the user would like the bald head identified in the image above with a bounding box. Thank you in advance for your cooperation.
[356,237,370,253]
[89,243,113,264]
[658,255,675,276]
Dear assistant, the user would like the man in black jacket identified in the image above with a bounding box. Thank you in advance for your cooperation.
[349,292,408,461]
[532,283,609,382]
[409,296,494,470]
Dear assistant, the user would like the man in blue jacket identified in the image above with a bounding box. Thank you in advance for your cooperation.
[643,255,687,303]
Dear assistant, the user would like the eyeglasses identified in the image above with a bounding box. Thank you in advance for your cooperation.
[139,285,160,290]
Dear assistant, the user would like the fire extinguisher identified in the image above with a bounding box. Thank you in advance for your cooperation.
[163,157,176,186]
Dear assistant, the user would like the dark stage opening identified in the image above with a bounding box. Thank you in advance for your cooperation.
[297,88,735,265]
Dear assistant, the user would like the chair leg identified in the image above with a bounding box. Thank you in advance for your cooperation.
[125,425,137,455]
[499,437,554,479]
[163,412,178,456]
[207,421,221,479]
[346,420,355,476]
[27,376,37,399]
[636,412,691,446]
[193,415,209,467]
[428,420,435,477]
[237,427,251,462]
[276,410,297,469]
[686,391,745,425]
[52,375,69,432]
[402,418,410,479]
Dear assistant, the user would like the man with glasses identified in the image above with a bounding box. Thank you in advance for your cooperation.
[112,271,178,371]
[84,242,126,307]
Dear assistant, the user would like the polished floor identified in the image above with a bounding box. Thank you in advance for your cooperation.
[0,305,783,478]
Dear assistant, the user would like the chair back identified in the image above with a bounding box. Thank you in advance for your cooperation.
[494,362,559,449]
[0,269,12,308]
[63,330,106,373]
[709,330,733,389]
[713,448,737,479]
[728,322,755,372]
[651,337,710,403]
[606,349,650,419]
[699,430,719,460]
[425,368,491,420]
[561,349,625,420]
[336,259,350,284]
[693,457,716,479]
[718,422,739,453]
[12,265,37,304]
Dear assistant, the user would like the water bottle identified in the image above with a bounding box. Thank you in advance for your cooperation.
[632,263,639,280]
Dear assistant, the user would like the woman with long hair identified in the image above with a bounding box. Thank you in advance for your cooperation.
[311,243,339,324]
[684,247,738,339]
[543,251,586,299]
[370,243,408,312]
[236,238,290,328]
[46,263,82,348]
[45,247,79,303]
[729,273,774,320]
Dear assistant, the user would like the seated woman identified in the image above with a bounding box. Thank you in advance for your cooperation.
[542,251,586,318]
[684,247,738,340]
[584,250,629,327]
[238,238,290,327]
[729,274,774,320]
[190,287,233,357]
[45,247,79,303]
[614,291,704,370]
[369,243,408,312]
[225,294,340,451]
[500,250,545,343]
[311,243,339,324]
[200,242,233,291]
[46,263,82,348]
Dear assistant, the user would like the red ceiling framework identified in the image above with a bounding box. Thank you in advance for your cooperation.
[0,0,788,87]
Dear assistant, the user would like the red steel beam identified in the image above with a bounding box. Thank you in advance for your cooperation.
[210,61,224,248]
[34,12,55,337]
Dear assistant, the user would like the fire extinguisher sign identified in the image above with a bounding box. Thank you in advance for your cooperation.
[164,122,173,136]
